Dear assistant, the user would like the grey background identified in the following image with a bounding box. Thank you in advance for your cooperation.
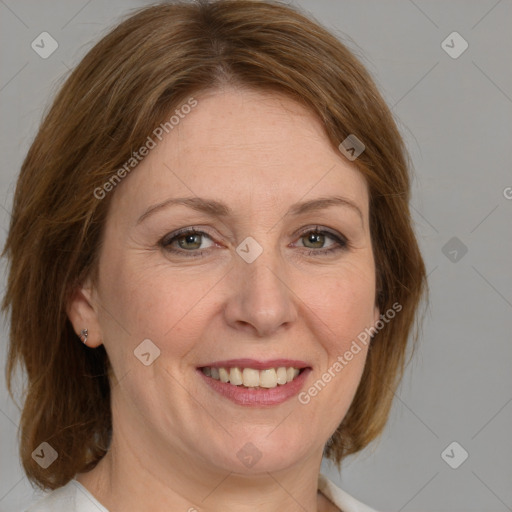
[1,1,511,511]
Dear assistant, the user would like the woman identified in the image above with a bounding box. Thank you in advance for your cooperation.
[2,1,426,511]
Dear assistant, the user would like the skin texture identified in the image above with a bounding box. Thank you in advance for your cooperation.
[67,86,379,512]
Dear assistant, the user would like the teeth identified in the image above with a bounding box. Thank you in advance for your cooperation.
[286,368,300,383]
[260,369,277,388]
[242,368,260,387]
[201,366,303,387]
[229,367,243,386]
[276,367,287,385]
[219,368,229,383]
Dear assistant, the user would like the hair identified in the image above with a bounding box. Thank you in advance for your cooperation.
[2,0,426,490]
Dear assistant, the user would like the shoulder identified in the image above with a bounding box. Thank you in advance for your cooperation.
[318,473,379,512]
[24,480,109,512]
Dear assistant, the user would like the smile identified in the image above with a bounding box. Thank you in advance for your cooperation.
[197,359,312,406]
[201,366,303,388]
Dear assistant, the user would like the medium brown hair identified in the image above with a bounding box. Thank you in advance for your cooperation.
[2,0,426,490]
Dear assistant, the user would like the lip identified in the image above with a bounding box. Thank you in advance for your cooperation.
[198,359,310,370]
[197,365,312,407]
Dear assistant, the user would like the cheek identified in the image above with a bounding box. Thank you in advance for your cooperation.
[304,259,377,346]
[297,259,375,412]
[302,270,374,428]
[97,251,218,355]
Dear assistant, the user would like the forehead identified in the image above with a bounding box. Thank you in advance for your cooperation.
[109,87,369,221]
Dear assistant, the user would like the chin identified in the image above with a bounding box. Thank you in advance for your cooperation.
[205,430,315,474]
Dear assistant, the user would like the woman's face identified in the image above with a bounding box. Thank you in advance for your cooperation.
[85,87,379,476]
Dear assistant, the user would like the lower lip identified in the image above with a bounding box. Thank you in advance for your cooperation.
[197,368,312,406]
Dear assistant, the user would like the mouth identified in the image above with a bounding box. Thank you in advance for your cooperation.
[196,359,311,406]
[199,366,305,388]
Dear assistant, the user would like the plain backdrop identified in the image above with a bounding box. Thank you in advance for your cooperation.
[1,1,511,511]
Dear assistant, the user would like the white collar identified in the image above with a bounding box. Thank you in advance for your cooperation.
[318,473,379,512]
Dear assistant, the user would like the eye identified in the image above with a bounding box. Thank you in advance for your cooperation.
[294,226,348,256]
[159,226,348,258]
[160,228,215,257]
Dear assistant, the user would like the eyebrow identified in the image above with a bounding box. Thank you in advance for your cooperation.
[136,195,363,225]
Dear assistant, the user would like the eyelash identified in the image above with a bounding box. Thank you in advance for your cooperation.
[159,226,348,258]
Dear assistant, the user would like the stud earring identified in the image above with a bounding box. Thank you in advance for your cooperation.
[79,328,88,345]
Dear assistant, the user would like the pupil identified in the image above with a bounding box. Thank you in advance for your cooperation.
[180,234,200,249]
[308,233,323,247]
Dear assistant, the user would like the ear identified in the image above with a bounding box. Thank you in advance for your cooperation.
[66,277,103,348]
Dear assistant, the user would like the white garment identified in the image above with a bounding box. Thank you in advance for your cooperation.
[25,473,378,512]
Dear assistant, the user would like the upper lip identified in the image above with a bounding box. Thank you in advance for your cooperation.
[198,359,310,370]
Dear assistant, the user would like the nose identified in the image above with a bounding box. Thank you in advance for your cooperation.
[223,242,298,338]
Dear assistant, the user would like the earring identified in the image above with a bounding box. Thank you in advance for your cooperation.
[79,328,88,345]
